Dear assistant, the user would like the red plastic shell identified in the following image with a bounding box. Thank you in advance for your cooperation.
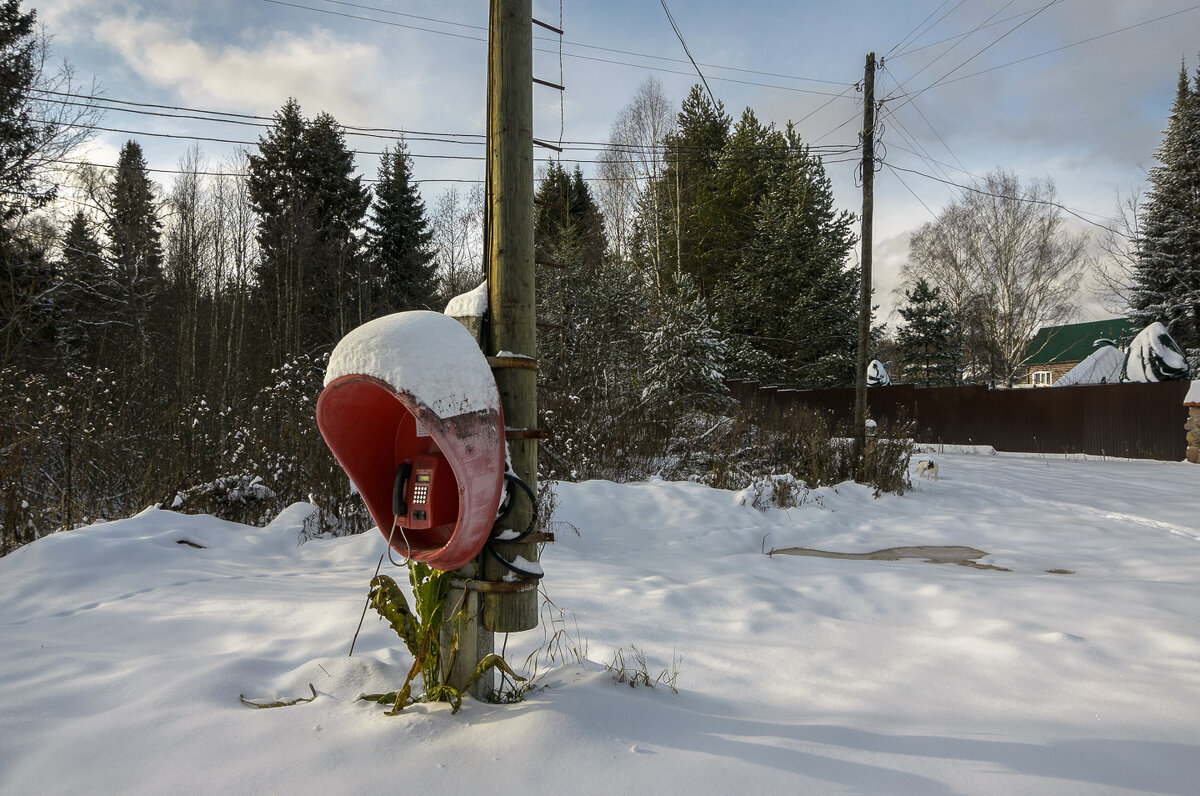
[315,374,504,571]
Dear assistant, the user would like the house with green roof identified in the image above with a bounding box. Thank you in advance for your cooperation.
[1022,318,1139,386]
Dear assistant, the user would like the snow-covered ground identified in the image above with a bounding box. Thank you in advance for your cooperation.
[2,449,1198,795]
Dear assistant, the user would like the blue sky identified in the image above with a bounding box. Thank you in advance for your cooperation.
[36,0,1200,320]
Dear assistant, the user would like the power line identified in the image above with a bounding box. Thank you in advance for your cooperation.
[309,0,849,88]
[794,82,859,127]
[34,89,859,158]
[658,0,716,106]
[890,0,1021,96]
[883,0,962,60]
[886,0,1063,113]
[883,0,1051,115]
[879,111,962,190]
[884,163,936,218]
[933,2,1200,89]
[891,3,1060,59]
[886,163,1121,235]
[262,0,855,98]
[30,88,486,141]
[812,105,864,145]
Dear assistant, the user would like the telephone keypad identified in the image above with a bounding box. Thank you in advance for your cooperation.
[413,484,429,503]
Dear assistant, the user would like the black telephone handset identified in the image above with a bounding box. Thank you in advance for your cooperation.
[393,461,412,517]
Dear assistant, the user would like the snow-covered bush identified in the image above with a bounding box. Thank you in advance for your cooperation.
[0,366,151,554]
[700,402,913,497]
[737,474,808,510]
[175,475,277,526]
[222,353,371,536]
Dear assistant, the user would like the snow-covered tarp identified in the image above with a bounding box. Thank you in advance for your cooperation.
[1121,322,1190,383]
[866,359,891,386]
[324,311,498,418]
[1053,344,1125,386]
[444,280,488,319]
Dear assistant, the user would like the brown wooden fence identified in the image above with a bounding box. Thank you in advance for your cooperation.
[728,380,1192,461]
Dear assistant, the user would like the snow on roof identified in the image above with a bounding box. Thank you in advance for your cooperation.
[324,311,498,418]
[1121,322,1190,383]
[1053,344,1124,387]
[444,281,488,319]
[1185,380,1200,405]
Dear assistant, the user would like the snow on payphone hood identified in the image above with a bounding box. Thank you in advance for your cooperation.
[324,311,499,418]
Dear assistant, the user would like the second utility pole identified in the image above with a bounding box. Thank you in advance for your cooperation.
[853,51,876,476]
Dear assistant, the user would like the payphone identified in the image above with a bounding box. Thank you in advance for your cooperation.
[316,311,507,572]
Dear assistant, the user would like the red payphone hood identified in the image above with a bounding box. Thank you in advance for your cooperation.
[316,312,505,571]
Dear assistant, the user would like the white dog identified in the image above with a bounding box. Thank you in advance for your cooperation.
[915,459,939,481]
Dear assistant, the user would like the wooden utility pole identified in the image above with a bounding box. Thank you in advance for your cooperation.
[444,0,538,703]
[483,0,539,633]
[853,52,876,475]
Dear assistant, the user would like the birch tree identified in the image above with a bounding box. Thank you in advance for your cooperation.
[902,170,1088,386]
[605,76,674,290]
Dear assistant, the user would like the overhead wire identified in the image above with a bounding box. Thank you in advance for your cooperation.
[53,126,854,170]
[885,0,1064,114]
[29,88,487,141]
[658,0,717,106]
[883,0,956,60]
[890,2,1064,59]
[872,0,1198,233]
[885,163,1123,235]
[35,86,865,159]
[889,0,1021,95]
[876,70,968,186]
[262,0,855,98]
[312,0,844,87]
[304,0,849,87]
[884,162,937,219]
[931,2,1200,90]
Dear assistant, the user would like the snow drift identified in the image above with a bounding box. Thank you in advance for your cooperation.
[3,452,1200,794]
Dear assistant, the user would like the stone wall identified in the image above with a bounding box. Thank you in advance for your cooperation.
[1187,405,1200,464]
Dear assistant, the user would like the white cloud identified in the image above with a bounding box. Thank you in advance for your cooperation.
[92,15,393,121]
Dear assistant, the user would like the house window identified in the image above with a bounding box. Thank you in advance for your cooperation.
[1031,370,1053,386]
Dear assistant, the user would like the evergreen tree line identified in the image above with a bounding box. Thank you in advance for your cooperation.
[531,81,862,480]
[2,75,445,551]
[1129,60,1200,368]
[1,0,870,552]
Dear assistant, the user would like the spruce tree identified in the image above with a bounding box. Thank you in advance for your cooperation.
[659,85,730,292]
[641,272,730,416]
[706,108,776,292]
[367,142,436,312]
[105,140,163,374]
[57,211,112,368]
[534,161,611,390]
[721,124,858,387]
[0,0,48,223]
[248,98,310,364]
[533,160,644,478]
[249,100,368,362]
[0,1,52,367]
[897,277,960,386]
[300,111,369,339]
[1131,60,1200,366]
